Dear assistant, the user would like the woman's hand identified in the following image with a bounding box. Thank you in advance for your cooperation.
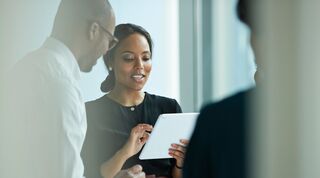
[120,124,153,159]
[169,139,189,169]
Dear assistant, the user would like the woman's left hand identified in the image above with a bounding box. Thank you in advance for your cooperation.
[169,139,189,168]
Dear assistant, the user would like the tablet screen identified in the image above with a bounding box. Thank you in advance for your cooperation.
[139,113,199,160]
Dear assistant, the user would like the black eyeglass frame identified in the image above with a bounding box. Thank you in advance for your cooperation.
[98,22,119,50]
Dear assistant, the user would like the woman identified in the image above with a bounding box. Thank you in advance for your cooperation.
[82,23,187,178]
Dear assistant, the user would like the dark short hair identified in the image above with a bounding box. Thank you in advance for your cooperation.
[237,0,252,29]
[101,23,153,93]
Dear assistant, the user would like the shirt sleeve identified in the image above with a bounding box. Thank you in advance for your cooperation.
[1,74,86,178]
[44,78,86,178]
[172,99,183,113]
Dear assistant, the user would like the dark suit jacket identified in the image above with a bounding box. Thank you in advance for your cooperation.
[183,89,253,178]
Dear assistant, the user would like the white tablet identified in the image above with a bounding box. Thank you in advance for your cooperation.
[139,113,199,160]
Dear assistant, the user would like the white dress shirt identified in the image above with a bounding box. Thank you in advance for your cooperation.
[0,37,86,178]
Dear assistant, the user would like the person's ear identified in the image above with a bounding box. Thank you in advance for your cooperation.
[89,22,100,40]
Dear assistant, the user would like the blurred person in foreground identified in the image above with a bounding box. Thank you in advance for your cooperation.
[183,0,259,177]
[0,0,144,178]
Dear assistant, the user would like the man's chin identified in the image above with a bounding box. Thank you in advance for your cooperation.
[80,65,93,73]
[79,60,98,72]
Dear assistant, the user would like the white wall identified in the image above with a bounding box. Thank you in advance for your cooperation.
[178,0,256,111]
[211,0,256,102]
[80,0,180,102]
[0,0,60,77]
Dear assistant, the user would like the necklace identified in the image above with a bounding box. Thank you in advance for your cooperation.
[108,91,145,110]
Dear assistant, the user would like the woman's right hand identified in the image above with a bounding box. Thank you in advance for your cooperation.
[120,124,153,159]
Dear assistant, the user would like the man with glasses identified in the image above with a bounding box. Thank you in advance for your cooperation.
[0,0,144,178]
[98,22,119,50]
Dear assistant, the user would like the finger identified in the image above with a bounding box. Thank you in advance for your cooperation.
[131,125,141,134]
[132,124,152,132]
[128,164,143,174]
[131,125,151,137]
[140,132,150,144]
[137,123,153,128]
[142,131,150,138]
[137,124,153,132]
[131,125,152,141]
[170,144,187,153]
[137,127,151,137]
[180,139,189,145]
[169,148,185,159]
[169,152,185,163]
[136,128,152,138]
[169,152,185,161]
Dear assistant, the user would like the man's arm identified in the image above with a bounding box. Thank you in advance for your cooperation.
[38,78,86,178]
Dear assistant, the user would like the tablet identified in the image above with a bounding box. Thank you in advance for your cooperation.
[139,113,199,160]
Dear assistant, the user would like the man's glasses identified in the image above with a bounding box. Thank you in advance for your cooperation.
[98,23,119,50]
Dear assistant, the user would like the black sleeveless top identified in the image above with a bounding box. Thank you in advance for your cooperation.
[81,92,182,178]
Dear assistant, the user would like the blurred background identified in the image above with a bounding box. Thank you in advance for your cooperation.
[2,0,320,178]
[0,0,255,111]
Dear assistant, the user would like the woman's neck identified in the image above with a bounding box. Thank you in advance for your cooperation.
[107,86,145,107]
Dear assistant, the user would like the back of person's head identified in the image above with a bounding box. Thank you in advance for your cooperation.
[100,23,153,93]
[237,0,264,83]
[237,0,247,23]
[237,0,252,29]
[52,0,116,72]
[53,0,113,34]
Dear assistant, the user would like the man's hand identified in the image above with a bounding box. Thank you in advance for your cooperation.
[114,165,145,178]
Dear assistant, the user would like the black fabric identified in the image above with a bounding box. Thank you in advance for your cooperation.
[82,92,182,178]
[183,89,253,178]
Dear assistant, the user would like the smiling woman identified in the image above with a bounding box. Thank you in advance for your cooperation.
[81,23,186,178]
[79,0,180,103]
[100,23,153,93]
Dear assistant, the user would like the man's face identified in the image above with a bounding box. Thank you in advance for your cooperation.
[79,12,116,73]
[250,32,262,83]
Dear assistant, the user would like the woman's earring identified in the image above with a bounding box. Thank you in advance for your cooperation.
[109,67,113,71]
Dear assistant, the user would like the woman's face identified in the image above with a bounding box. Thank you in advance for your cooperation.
[111,33,152,91]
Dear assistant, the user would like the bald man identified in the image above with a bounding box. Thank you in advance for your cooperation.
[0,0,144,178]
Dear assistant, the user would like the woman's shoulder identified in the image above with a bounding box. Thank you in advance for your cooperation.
[85,94,113,113]
[86,94,108,106]
[145,92,182,112]
[145,92,178,104]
